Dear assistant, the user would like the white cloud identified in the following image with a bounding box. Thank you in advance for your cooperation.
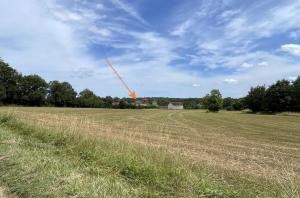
[172,0,300,72]
[51,9,82,22]
[71,68,100,79]
[289,30,300,40]
[224,78,238,84]
[192,83,200,87]
[225,1,300,42]
[200,40,224,51]
[118,31,180,65]
[0,0,102,85]
[187,9,299,70]
[241,61,268,68]
[288,76,297,81]
[241,63,253,68]
[170,19,193,36]
[218,9,240,24]
[257,61,268,67]
[89,26,112,37]
[96,3,104,10]
[111,0,147,24]
[281,44,300,56]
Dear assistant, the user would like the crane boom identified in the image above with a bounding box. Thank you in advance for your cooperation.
[104,56,137,100]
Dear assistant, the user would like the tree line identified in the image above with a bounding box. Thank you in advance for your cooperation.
[1,59,300,112]
[0,59,131,108]
[200,77,300,112]
[245,78,300,112]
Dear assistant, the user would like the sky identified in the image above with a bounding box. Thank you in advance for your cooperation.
[0,0,300,98]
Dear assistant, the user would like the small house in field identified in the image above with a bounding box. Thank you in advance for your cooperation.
[168,102,184,110]
[135,98,159,108]
[160,102,184,110]
[159,102,169,109]
[135,99,148,107]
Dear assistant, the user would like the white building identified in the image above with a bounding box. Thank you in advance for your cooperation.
[168,102,184,110]
[160,102,184,110]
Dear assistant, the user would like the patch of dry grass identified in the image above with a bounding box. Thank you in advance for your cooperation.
[0,186,13,198]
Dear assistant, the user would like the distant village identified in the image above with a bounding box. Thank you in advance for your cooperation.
[111,97,202,110]
[136,99,184,109]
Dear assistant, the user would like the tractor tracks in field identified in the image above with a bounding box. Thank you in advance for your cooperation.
[163,111,300,183]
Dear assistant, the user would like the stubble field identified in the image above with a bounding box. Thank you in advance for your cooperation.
[0,107,299,197]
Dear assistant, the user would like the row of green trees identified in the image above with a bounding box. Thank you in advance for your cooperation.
[245,78,300,112]
[200,90,244,112]
[201,77,300,112]
[0,59,127,108]
[1,59,300,112]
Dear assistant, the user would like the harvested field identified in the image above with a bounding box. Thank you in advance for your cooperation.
[0,107,299,197]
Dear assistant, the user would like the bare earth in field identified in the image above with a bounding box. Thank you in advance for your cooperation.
[0,187,12,198]
[1,107,300,194]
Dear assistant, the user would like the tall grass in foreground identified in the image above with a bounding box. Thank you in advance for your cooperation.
[0,112,296,197]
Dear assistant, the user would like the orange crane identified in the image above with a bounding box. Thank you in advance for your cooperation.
[104,56,137,100]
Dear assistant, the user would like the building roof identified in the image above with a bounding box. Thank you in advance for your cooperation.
[159,102,169,106]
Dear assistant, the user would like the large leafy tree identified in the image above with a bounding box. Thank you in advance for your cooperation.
[77,89,102,108]
[245,86,266,112]
[48,81,77,107]
[19,75,48,106]
[103,96,113,108]
[223,97,235,110]
[118,99,128,109]
[0,85,6,104]
[265,80,292,112]
[291,76,300,111]
[232,98,245,111]
[203,89,223,112]
[183,98,200,109]
[223,97,245,111]
[0,59,22,104]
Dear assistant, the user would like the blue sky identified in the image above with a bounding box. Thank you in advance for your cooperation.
[1,0,300,98]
